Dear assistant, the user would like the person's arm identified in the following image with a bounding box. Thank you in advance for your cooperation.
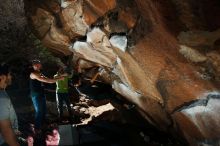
[30,72,64,83]
[90,67,104,84]
[0,119,20,146]
[54,73,68,79]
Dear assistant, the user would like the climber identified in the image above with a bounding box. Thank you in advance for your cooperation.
[29,60,64,131]
[54,66,75,123]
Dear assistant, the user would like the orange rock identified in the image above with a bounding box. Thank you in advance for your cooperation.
[60,0,88,38]
[118,9,138,29]
[83,0,117,25]
[25,0,220,145]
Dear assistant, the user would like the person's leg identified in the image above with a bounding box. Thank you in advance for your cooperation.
[41,95,47,125]
[63,93,73,117]
[31,94,45,130]
[56,93,64,119]
[56,93,60,118]
[31,94,41,130]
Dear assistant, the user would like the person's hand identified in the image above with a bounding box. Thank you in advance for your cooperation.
[14,129,22,136]
[74,80,81,87]
[61,73,68,77]
[59,76,65,80]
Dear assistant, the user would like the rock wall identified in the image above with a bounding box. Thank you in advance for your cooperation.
[24,0,220,145]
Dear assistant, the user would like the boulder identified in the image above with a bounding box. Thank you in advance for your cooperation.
[25,0,220,145]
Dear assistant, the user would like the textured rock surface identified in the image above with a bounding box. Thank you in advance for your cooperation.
[24,0,220,145]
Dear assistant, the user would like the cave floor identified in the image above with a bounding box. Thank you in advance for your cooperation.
[10,83,184,146]
[16,106,184,146]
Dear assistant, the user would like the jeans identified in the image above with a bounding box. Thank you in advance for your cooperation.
[31,93,46,130]
[56,92,73,118]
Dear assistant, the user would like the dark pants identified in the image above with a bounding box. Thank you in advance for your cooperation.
[56,92,73,118]
[31,93,46,130]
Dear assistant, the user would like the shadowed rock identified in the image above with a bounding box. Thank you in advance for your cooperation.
[24,0,220,145]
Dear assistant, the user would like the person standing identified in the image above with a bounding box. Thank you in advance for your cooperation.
[30,60,64,131]
[54,66,74,123]
[0,64,20,146]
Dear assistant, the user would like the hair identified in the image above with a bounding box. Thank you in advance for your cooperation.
[31,59,41,65]
[0,64,10,76]
[57,66,65,74]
